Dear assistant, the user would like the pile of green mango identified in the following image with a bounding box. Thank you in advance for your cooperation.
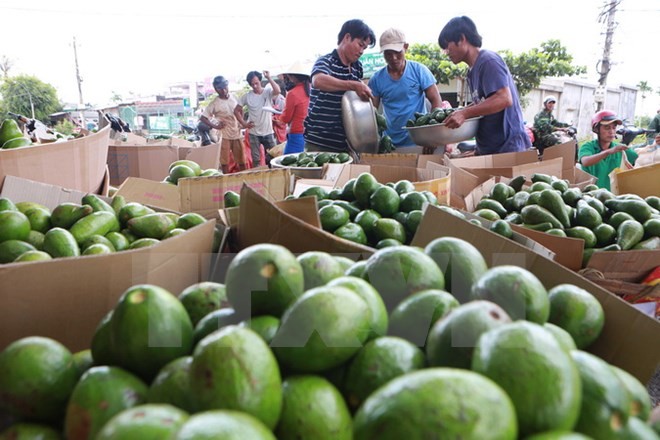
[0,119,32,150]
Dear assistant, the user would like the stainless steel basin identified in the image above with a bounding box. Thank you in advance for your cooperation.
[405,117,481,147]
[341,91,379,154]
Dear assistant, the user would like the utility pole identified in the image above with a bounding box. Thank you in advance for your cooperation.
[595,0,620,111]
[72,36,86,128]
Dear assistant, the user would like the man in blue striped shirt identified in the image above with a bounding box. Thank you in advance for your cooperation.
[304,19,376,153]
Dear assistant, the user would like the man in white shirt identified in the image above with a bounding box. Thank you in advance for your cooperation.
[234,70,281,167]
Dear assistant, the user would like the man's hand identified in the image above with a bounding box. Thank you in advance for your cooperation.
[443,110,466,129]
[609,144,629,154]
[263,70,271,80]
[353,81,373,101]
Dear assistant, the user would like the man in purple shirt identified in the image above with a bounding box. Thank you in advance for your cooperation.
[438,16,531,155]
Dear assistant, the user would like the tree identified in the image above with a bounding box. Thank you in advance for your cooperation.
[407,43,469,105]
[0,75,62,122]
[407,39,586,107]
[0,56,13,79]
[110,91,123,104]
[502,40,586,101]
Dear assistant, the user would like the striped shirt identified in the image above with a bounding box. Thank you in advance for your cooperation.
[304,49,364,152]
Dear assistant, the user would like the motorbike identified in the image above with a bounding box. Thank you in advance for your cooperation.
[616,120,654,147]
[180,120,215,146]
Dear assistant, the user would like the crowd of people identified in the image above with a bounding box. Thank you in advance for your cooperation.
[198,15,656,190]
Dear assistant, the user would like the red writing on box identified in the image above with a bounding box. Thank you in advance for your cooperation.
[142,192,164,200]
[211,183,267,203]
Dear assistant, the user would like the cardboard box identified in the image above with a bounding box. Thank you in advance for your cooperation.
[115,168,291,218]
[107,141,221,186]
[0,125,110,194]
[233,184,374,257]
[0,177,217,352]
[109,132,148,145]
[358,153,444,169]
[586,249,660,283]
[610,162,660,197]
[511,224,584,271]
[411,204,660,383]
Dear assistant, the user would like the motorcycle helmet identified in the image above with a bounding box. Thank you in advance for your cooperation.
[212,76,229,89]
[543,95,557,105]
[591,110,622,133]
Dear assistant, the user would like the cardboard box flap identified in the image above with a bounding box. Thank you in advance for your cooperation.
[586,249,660,282]
[358,153,445,169]
[323,163,371,186]
[293,178,336,197]
[109,132,149,145]
[610,162,660,198]
[411,204,660,383]
[359,153,420,167]
[462,157,563,179]
[442,154,487,205]
[178,168,290,217]
[179,142,221,168]
[0,220,215,352]
[0,126,110,194]
[0,176,91,210]
[236,184,373,256]
[220,195,322,229]
[541,140,577,176]
[571,167,596,189]
[107,144,180,186]
[275,197,322,228]
[448,149,539,168]
[510,223,584,271]
[115,177,180,212]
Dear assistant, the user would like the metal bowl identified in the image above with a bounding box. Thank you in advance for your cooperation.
[405,117,481,147]
[270,152,353,179]
[341,91,379,154]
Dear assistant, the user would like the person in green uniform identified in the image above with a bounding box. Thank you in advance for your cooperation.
[533,95,569,152]
[578,110,638,190]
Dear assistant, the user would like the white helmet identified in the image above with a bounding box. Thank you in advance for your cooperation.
[543,95,557,105]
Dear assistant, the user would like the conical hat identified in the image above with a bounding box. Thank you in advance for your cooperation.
[280,60,311,76]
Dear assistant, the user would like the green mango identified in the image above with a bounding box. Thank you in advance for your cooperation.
[0,119,25,146]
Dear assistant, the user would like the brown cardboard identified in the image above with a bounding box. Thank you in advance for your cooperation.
[0,126,110,193]
[443,157,488,210]
[220,195,321,230]
[115,177,181,212]
[107,141,221,186]
[1,175,97,207]
[610,162,660,197]
[541,140,577,179]
[462,157,564,180]
[411,204,660,383]
[115,168,291,218]
[572,167,597,189]
[109,132,148,145]
[177,168,290,218]
[358,153,444,169]
[235,184,374,257]
[0,178,216,352]
[511,224,584,271]
[586,250,660,283]
[447,148,539,169]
